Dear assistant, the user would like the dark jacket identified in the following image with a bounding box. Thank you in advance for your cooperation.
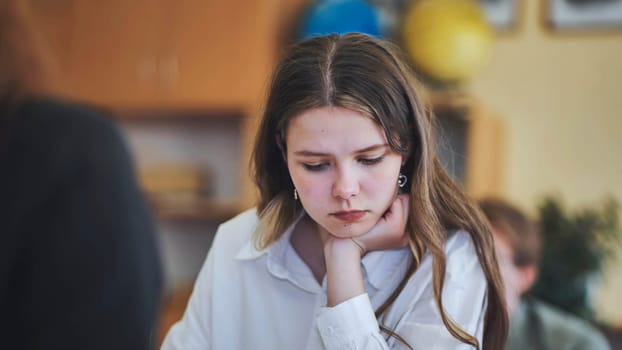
[0,97,162,350]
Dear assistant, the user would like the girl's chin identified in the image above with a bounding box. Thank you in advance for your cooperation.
[329,232,361,239]
[326,222,374,239]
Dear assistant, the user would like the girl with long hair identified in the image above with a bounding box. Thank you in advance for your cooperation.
[163,33,508,349]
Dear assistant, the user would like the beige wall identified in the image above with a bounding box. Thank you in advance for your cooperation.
[467,0,622,324]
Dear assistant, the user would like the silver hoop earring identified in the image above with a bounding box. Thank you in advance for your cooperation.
[398,174,407,188]
[294,188,298,200]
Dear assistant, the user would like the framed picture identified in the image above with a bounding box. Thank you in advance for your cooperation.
[547,0,622,30]
[476,0,521,33]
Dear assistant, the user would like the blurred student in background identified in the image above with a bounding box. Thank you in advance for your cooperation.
[479,198,610,350]
[0,1,162,349]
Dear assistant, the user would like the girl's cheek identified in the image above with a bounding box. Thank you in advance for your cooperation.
[297,177,325,198]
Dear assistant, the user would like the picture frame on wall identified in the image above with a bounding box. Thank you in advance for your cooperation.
[476,0,521,33]
[547,0,622,30]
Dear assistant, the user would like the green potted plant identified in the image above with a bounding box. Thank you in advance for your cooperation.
[531,196,621,321]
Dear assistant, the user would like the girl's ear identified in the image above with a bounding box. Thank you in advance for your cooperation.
[518,265,538,296]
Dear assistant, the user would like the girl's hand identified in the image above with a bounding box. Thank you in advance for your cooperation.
[351,194,410,255]
[322,194,410,306]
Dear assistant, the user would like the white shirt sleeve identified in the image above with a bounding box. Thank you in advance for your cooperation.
[316,232,487,350]
[317,293,389,349]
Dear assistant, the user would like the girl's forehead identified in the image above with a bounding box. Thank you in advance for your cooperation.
[287,106,377,132]
[287,106,378,129]
[285,106,388,152]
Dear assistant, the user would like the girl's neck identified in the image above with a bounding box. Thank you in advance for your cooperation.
[291,215,328,283]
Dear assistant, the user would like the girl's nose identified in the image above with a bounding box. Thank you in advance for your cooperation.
[332,168,359,200]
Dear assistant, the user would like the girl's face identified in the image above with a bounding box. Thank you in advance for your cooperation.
[285,106,403,239]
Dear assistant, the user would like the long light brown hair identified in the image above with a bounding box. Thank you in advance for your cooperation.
[251,33,508,350]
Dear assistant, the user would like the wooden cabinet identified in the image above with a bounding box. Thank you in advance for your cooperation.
[67,0,161,106]
[29,0,286,211]
[159,0,280,107]
[464,103,505,199]
[30,0,282,109]
[31,0,164,105]
[430,91,505,199]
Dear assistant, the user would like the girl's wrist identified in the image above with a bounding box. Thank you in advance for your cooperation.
[324,237,364,261]
[324,238,365,307]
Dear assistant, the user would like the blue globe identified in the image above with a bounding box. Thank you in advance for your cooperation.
[300,0,382,39]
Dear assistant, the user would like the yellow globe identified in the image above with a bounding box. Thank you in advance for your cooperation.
[402,0,493,82]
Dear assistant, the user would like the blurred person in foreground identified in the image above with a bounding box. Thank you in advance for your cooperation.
[0,1,162,349]
[479,198,610,350]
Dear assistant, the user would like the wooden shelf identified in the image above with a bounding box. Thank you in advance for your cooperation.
[148,195,242,222]
[426,89,505,199]
[156,283,194,347]
[427,89,474,112]
[113,108,245,122]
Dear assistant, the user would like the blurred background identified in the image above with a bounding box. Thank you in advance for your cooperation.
[19,0,622,346]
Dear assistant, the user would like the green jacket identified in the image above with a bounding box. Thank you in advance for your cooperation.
[506,298,611,350]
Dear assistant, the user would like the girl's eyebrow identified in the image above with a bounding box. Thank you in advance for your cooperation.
[293,144,388,157]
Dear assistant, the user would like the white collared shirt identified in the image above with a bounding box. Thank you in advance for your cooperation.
[161,209,487,350]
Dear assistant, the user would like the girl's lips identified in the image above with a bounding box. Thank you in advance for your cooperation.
[332,210,366,222]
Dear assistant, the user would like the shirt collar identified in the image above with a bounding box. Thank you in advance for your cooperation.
[235,209,412,292]
[236,209,321,294]
[235,209,305,261]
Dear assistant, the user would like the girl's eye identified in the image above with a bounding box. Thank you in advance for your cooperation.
[303,163,328,171]
[359,156,384,166]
